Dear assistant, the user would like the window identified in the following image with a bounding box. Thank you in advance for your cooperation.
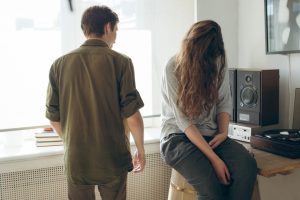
[0,0,194,130]
[0,0,62,130]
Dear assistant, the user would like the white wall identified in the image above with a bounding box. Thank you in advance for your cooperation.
[195,0,238,68]
[142,0,194,115]
[238,0,300,129]
[196,0,300,199]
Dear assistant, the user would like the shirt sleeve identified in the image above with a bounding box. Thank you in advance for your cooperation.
[216,67,233,116]
[45,64,60,121]
[119,58,144,118]
[162,56,191,132]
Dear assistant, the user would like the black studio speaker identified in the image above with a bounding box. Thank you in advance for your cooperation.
[229,68,237,122]
[236,69,279,126]
[293,88,300,129]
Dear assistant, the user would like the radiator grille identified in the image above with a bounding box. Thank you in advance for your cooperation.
[127,153,171,200]
[0,166,67,200]
[0,153,171,200]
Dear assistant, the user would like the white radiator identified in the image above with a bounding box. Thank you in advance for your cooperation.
[0,153,171,200]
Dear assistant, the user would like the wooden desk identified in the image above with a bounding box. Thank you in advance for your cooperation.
[242,142,300,177]
[241,142,300,200]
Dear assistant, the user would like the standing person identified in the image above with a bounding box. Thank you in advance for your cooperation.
[45,5,145,200]
[160,20,257,200]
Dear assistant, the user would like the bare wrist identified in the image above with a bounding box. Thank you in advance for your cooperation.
[137,147,145,154]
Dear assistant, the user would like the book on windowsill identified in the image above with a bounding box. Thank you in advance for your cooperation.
[35,127,63,147]
[36,141,63,147]
[35,131,60,138]
[35,137,62,142]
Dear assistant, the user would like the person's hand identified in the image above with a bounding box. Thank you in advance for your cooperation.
[211,158,231,185]
[208,133,227,149]
[132,149,146,173]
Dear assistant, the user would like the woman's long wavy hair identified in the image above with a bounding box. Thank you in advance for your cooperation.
[175,20,226,119]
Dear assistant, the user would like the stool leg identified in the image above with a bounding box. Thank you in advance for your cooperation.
[168,184,184,200]
[251,179,261,200]
[168,169,197,200]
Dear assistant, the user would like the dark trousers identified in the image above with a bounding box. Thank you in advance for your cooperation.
[161,133,257,200]
[68,172,128,200]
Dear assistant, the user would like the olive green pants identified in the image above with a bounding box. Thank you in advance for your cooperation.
[68,172,127,200]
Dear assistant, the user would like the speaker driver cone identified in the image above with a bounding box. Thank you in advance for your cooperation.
[240,86,257,107]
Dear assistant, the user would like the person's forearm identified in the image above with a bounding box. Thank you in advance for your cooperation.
[185,124,230,185]
[126,111,145,153]
[50,121,63,138]
[184,125,220,162]
[217,112,230,135]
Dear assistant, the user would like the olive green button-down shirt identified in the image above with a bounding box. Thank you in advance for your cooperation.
[46,39,144,184]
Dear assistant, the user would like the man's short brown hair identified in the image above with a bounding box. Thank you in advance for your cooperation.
[81,5,119,37]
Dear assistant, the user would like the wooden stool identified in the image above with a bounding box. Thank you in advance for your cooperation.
[168,169,197,200]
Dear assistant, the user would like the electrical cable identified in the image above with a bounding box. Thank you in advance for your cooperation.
[68,0,73,12]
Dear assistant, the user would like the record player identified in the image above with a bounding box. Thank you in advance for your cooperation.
[250,129,300,159]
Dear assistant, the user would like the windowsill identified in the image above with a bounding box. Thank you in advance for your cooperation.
[0,127,161,163]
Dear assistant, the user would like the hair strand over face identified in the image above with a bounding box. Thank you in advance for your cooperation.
[175,20,226,119]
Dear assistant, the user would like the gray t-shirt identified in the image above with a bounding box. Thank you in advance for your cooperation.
[161,56,232,139]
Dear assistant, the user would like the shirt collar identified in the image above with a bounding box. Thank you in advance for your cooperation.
[81,39,109,48]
